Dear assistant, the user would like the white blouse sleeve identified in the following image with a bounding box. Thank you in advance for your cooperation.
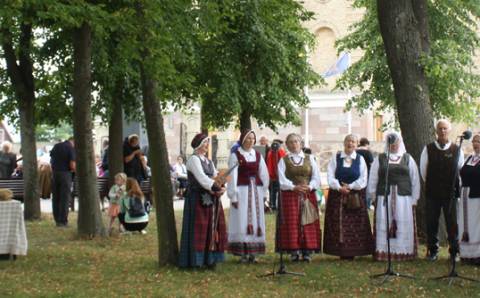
[458,149,465,170]
[348,156,367,190]
[186,156,214,191]
[419,146,428,182]
[278,157,295,191]
[327,156,341,190]
[259,155,270,193]
[409,155,421,204]
[227,153,239,203]
[308,155,321,191]
[367,156,380,198]
[108,185,118,200]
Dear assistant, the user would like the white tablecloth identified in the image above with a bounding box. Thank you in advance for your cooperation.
[0,201,27,255]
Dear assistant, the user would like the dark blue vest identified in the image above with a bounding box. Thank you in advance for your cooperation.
[334,152,361,184]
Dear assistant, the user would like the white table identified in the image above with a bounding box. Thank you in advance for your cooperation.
[0,200,27,258]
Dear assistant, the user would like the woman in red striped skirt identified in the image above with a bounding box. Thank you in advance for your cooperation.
[277,133,321,262]
[324,134,374,259]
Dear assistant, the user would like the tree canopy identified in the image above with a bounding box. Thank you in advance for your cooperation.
[196,0,321,131]
[336,0,480,123]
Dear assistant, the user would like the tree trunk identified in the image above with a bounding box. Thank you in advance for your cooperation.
[239,109,252,132]
[107,79,124,187]
[72,22,105,237]
[1,21,40,220]
[377,0,435,240]
[140,65,179,266]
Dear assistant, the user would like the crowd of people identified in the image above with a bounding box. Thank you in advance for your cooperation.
[1,118,479,269]
[179,119,480,270]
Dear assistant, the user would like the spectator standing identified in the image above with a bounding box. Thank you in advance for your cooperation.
[266,139,286,210]
[259,135,271,210]
[100,140,109,177]
[357,137,374,208]
[0,141,17,179]
[50,137,75,227]
[174,156,188,199]
[123,134,147,183]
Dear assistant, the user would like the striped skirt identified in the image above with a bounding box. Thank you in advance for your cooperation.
[275,190,321,253]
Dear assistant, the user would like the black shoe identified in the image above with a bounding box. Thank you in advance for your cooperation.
[206,263,216,270]
[427,252,438,262]
[291,254,300,262]
[302,254,312,263]
[239,255,249,263]
[248,254,258,264]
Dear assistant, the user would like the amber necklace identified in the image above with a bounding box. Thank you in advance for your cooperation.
[290,155,303,166]
[389,154,401,162]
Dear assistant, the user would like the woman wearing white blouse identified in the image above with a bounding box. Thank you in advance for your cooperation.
[324,134,374,259]
[178,133,227,269]
[227,130,269,263]
[367,132,420,261]
[277,133,321,262]
[458,133,480,265]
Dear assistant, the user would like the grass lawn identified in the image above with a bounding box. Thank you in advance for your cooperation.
[0,209,479,297]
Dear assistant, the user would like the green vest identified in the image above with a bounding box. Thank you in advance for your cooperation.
[284,154,312,186]
[376,153,412,196]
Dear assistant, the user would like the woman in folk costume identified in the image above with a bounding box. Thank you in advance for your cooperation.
[458,133,480,265]
[227,130,269,263]
[178,133,227,269]
[277,133,321,262]
[324,134,374,259]
[367,132,420,261]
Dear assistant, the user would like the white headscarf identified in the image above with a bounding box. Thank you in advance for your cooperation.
[384,132,406,155]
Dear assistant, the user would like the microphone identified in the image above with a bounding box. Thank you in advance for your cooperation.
[461,130,472,140]
[387,134,398,145]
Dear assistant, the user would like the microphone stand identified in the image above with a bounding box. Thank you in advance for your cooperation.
[260,191,304,278]
[430,135,479,286]
[371,139,414,284]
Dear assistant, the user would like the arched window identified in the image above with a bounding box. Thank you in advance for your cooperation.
[310,27,336,76]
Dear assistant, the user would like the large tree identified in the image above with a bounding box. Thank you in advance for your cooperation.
[196,0,321,131]
[376,1,435,162]
[0,5,40,220]
[72,21,106,237]
[132,0,200,265]
[336,0,480,155]
[337,0,479,235]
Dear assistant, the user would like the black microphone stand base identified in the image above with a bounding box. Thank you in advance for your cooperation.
[430,255,480,286]
[258,253,305,278]
[371,267,415,285]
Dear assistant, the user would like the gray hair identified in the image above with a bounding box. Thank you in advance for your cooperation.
[285,133,302,144]
[343,134,359,143]
[436,119,451,130]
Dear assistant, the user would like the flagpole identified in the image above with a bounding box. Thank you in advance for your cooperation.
[347,89,352,134]
[346,54,352,134]
[304,86,310,147]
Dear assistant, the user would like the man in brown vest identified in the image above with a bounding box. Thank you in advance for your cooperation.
[420,120,464,261]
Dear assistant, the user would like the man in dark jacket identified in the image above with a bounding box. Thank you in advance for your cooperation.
[50,137,75,227]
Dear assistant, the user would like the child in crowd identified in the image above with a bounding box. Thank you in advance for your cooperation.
[108,173,127,234]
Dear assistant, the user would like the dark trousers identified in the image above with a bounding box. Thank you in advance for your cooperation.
[269,180,280,209]
[52,171,72,225]
[426,197,459,255]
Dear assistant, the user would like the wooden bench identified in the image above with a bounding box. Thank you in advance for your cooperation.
[0,179,24,202]
[72,177,152,202]
[72,177,109,199]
